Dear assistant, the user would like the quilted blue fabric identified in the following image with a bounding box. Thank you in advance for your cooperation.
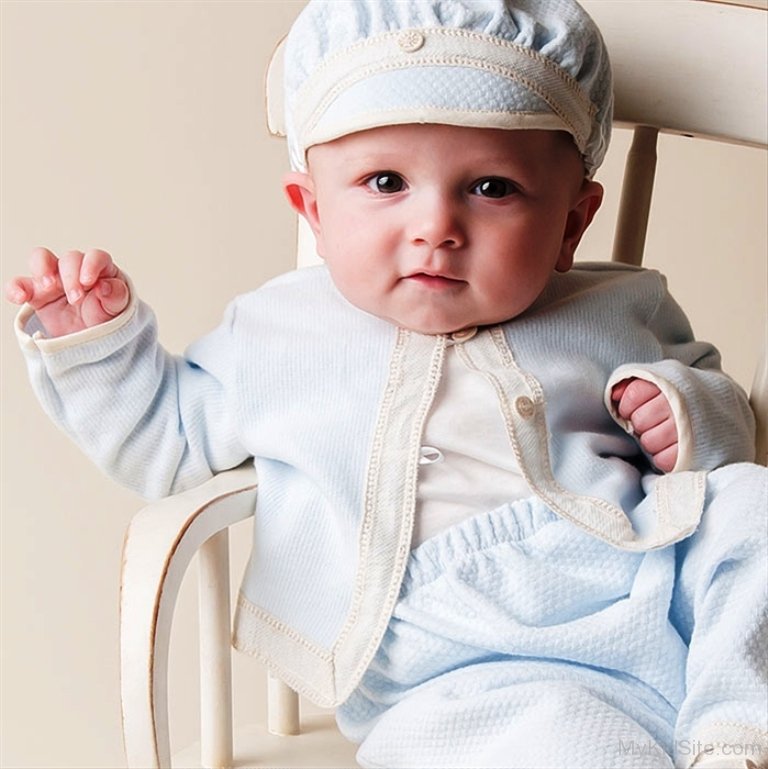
[337,464,768,768]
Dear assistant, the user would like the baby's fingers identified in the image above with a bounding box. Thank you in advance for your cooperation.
[58,250,86,304]
[639,417,678,457]
[651,444,679,474]
[5,276,34,304]
[79,278,130,327]
[19,247,67,304]
[614,379,661,421]
[80,248,118,288]
[4,273,63,308]
[29,246,60,284]
[97,278,130,315]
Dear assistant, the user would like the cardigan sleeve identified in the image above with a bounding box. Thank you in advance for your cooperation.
[605,275,756,473]
[14,296,251,499]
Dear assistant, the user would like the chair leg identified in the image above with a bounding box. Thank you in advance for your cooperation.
[268,674,301,736]
[198,530,234,768]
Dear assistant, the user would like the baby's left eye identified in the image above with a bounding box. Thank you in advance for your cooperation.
[471,177,516,198]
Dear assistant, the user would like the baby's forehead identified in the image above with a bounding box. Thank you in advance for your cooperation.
[306,124,585,184]
[307,124,578,158]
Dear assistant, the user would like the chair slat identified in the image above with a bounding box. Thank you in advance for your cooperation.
[611,126,659,267]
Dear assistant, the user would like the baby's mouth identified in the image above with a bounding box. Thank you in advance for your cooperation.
[404,271,466,289]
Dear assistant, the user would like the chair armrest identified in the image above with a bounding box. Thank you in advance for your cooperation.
[120,464,258,769]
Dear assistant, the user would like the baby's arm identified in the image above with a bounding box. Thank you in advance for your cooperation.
[605,273,754,473]
[8,248,249,498]
[610,378,678,472]
[5,247,131,336]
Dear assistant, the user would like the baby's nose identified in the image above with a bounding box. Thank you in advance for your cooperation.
[409,193,465,249]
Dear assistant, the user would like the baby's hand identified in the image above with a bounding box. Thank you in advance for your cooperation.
[5,247,130,337]
[610,378,679,473]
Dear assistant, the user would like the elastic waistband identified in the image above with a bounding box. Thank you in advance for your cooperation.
[402,497,560,594]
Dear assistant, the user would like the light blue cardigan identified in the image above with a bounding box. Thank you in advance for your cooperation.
[16,263,755,706]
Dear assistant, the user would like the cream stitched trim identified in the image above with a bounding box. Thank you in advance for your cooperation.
[234,592,332,660]
[306,27,588,98]
[232,591,337,707]
[331,329,447,702]
[458,328,704,551]
[332,328,409,652]
[294,27,593,157]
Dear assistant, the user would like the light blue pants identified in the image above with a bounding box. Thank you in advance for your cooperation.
[336,464,768,769]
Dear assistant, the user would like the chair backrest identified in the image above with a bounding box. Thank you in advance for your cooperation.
[586,0,766,147]
[264,0,768,464]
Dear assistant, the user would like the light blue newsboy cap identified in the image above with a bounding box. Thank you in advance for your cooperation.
[283,0,613,177]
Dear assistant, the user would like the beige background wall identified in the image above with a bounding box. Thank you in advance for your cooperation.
[1,2,765,768]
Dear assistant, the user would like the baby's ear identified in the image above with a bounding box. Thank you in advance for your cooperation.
[556,179,604,273]
[282,172,325,255]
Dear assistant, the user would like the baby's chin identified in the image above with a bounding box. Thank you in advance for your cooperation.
[381,311,521,336]
[338,290,527,336]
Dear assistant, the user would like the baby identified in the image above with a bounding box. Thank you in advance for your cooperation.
[6,1,767,767]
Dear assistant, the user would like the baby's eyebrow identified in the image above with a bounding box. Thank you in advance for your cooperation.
[351,153,404,167]
[464,152,535,167]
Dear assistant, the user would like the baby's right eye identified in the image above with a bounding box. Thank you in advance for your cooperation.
[365,172,405,194]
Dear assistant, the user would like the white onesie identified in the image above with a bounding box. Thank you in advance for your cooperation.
[414,341,532,546]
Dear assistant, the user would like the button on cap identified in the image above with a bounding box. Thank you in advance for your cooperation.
[398,30,425,52]
[515,396,535,419]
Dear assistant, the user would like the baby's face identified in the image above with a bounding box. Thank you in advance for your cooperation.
[285,124,602,334]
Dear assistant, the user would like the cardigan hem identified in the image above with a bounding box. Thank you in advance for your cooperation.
[232,591,339,707]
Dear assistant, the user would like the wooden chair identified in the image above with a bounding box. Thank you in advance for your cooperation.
[119,1,768,766]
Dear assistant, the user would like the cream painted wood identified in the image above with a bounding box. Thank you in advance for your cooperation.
[297,217,321,269]
[702,0,767,9]
[120,466,258,768]
[198,529,234,767]
[120,3,768,768]
[267,675,301,736]
[265,34,286,140]
[581,0,767,147]
[610,127,659,267]
[171,716,358,768]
